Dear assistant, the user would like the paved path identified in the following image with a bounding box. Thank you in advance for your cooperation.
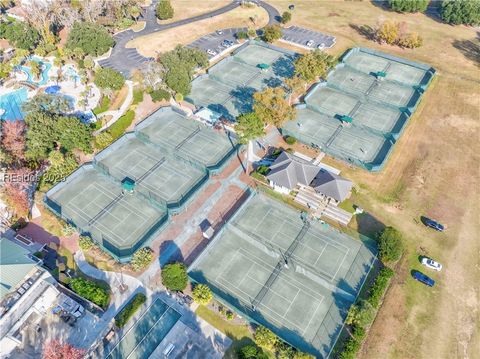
[95,80,134,133]
[99,0,280,76]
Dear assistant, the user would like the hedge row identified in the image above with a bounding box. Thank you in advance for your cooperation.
[69,277,110,309]
[367,267,394,308]
[339,267,394,359]
[115,293,146,328]
[107,110,135,139]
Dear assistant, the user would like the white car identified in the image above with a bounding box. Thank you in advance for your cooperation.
[216,30,223,35]
[421,257,442,271]
[206,49,217,56]
[317,43,326,49]
[306,40,314,47]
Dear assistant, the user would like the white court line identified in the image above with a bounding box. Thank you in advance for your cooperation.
[216,248,328,331]
[302,296,323,336]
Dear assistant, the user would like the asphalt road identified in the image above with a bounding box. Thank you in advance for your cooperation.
[99,0,281,76]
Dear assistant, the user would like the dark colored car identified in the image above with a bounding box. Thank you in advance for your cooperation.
[412,271,435,287]
[424,217,445,231]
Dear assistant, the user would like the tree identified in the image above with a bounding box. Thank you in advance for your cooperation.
[1,120,26,163]
[94,68,125,90]
[131,247,153,271]
[83,56,95,71]
[388,0,428,13]
[66,22,114,56]
[377,226,403,262]
[23,94,73,115]
[161,262,188,291]
[262,25,282,43]
[192,284,213,305]
[253,87,296,128]
[53,116,93,153]
[29,61,41,81]
[69,277,110,308]
[165,67,191,95]
[294,50,334,82]
[285,75,306,104]
[235,112,265,144]
[281,11,292,24]
[156,0,174,20]
[0,62,12,81]
[141,62,165,91]
[129,5,141,22]
[376,20,399,45]
[254,326,278,351]
[42,340,85,359]
[441,0,480,26]
[1,21,40,50]
[3,167,32,216]
[239,345,258,359]
[41,151,78,186]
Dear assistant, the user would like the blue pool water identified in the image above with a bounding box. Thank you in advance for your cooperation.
[106,298,181,359]
[0,88,28,121]
[19,57,52,86]
[63,64,80,83]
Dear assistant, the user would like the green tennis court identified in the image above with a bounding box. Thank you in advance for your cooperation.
[343,50,428,87]
[283,47,434,171]
[189,193,376,358]
[136,107,236,169]
[46,165,168,259]
[186,41,296,119]
[95,134,207,207]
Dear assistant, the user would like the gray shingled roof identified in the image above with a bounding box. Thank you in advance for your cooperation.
[267,152,320,190]
[311,169,353,202]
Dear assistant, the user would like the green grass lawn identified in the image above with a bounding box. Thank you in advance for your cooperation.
[338,198,356,214]
[195,305,265,359]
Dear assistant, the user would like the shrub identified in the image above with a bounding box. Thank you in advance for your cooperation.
[94,68,125,90]
[192,284,213,304]
[107,110,135,139]
[62,223,77,236]
[1,21,39,50]
[226,311,235,320]
[156,0,174,20]
[376,20,399,45]
[132,89,144,105]
[254,326,278,351]
[149,88,170,102]
[94,131,114,150]
[376,226,403,262]
[367,266,394,308]
[115,293,146,327]
[131,247,153,271]
[388,0,428,13]
[239,344,257,359]
[161,262,188,291]
[69,277,110,308]
[281,11,292,24]
[256,165,270,176]
[398,32,423,48]
[262,25,282,43]
[236,31,249,40]
[285,135,297,145]
[79,236,95,251]
[247,28,257,38]
[346,300,376,328]
[174,93,184,102]
[66,22,114,56]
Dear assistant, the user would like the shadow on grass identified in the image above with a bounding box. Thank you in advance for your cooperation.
[224,334,256,359]
[452,33,480,66]
[349,23,376,41]
[355,212,385,239]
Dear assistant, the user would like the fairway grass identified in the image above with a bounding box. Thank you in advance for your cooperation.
[268,1,479,358]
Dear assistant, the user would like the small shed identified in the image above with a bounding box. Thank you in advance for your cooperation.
[121,177,136,193]
[195,107,222,126]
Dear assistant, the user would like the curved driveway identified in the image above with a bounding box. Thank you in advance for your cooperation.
[99,0,280,76]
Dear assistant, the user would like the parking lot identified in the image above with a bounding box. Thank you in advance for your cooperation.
[281,25,336,49]
[187,27,247,59]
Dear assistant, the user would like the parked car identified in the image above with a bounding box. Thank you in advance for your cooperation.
[207,49,217,56]
[421,257,442,271]
[412,271,435,287]
[289,4,295,10]
[317,43,326,49]
[216,30,223,35]
[423,217,445,231]
[306,40,314,47]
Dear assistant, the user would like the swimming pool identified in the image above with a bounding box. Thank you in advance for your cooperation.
[106,298,181,359]
[63,64,80,83]
[19,57,51,86]
[0,88,28,121]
